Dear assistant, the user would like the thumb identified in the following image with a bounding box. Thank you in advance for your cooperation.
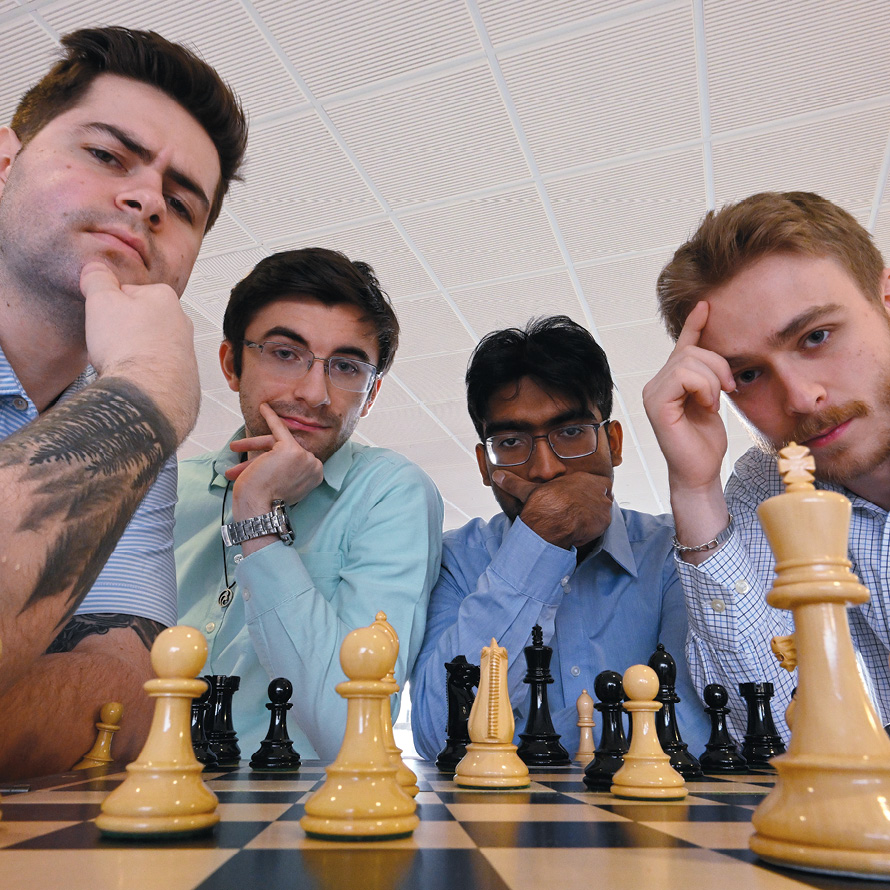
[492,469,538,504]
[80,261,122,299]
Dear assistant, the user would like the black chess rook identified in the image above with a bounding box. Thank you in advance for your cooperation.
[739,681,785,767]
[191,681,218,768]
[204,674,241,767]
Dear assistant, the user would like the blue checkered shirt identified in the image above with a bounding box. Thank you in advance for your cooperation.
[679,445,889,741]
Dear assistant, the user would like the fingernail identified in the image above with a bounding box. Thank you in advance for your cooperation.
[492,470,505,485]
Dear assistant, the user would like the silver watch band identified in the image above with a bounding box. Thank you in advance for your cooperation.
[221,499,294,547]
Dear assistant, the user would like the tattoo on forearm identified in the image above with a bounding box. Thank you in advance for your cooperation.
[0,378,177,625]
[47,614,167,654]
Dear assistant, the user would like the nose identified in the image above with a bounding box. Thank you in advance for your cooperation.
[297,358,331,408]
[115,173,165,227]
[779,365,827,416]
[526,437,566,483]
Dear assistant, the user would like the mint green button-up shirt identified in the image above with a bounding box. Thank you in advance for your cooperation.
[175,430,443,759]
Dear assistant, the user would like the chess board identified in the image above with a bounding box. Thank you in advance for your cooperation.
[0,760,869,890]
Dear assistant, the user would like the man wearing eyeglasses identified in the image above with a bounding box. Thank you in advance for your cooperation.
[410,316,709,759]
[175,248,442,760]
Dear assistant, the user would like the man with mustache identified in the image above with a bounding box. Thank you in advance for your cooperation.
[0,26,247,777]
[175,248,442,760]
[644,191,890,738]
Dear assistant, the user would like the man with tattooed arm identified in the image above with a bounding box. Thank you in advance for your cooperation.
[0,27,247,778]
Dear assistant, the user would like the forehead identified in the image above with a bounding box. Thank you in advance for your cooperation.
[699,253,871,356]
[245,296,381,362]
[485,376,595,425]
[35,73,220,208]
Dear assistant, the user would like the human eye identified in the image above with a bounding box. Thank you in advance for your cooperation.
[734,368,761,388]
[166,193,194,224]
[266,343,302,363]
[555,424,586,441]
[330,356,361,377]
[86,146,123,168]
[494,434,524,451]
[803,329,830,348]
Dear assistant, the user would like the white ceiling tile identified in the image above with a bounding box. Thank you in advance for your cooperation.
[252,0,479,99]
[328,65,530,207]
[399,186,564,288]
[394,350,474,404]
[428,399,477,440]
[397,437,473,470]
[42,0,305,118]
[712,107,890,208]
[186,248,270,303]
[224,113,380,240]
[548,148,708,265]
[705,0,890,135]
[597,320,674,379]
[478,0,640,45]
[392,295,476,359]
[579,252,672,330]
[358,403,448,446]
[0,16,58,125]
[499,5,700,174]
[452,270,583,338]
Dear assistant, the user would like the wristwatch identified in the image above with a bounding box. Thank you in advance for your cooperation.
[221,499,294,547]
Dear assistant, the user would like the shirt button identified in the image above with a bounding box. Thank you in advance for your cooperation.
[243,588,251,602]
[734,579,750,594]
[710,599,726,613]
[12,397,27,411]
[570,666,581,677]
[205,621,216,633]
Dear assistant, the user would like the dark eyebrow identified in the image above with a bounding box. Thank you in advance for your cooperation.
[484,409,595,438]
[722,303,844,370]
[260,326,374,365]
[81,122,211,213]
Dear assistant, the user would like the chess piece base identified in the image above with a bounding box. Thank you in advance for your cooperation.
[300,768,419,840]
[611,755,688,800]
[750,755,890,878]
[454,742,530,788]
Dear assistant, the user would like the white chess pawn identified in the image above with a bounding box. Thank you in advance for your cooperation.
[611,664,687,800]
[574,689,596,765]
[95,626,219,837]
[73,701,123,769]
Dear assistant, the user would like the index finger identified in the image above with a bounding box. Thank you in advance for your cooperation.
[259,402,299,444]
[80,261,122,299]
[675,300,709,349]
[491,469,539,504]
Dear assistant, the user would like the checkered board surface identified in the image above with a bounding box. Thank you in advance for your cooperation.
[0,760,871,890]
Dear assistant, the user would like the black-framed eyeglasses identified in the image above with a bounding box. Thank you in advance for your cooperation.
[243,340,380,393]
[484,421,610,467]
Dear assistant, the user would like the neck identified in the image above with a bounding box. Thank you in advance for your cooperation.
[0,281,88,412]
[841,462,890,512]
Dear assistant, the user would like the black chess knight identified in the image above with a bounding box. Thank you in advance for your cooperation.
[204,674,241,767]
[436,655,480,773]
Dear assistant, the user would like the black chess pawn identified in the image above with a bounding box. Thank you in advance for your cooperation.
[204,674,241,767]
[436,655,480,773]
[583,670,629,790]
[250,678,302,771]
[518,625,570,766]
[699,683,747,772]
[738,681,786,767]
[191,681,218,768]
[648,644,702,778]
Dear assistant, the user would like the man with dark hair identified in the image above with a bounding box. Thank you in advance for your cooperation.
[410,316,709,760]
[0,26,247,778]
[644,191,890,737]
[175,248,442,759]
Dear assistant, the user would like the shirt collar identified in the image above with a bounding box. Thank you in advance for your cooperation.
[583,500,639,578]
[209,426,355,493]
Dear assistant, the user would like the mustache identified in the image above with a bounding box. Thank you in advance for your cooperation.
[787,401,869,445]
[267,403,335,426]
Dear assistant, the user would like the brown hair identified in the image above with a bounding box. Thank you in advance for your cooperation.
[657,192,886,340]
[11,26,247,231]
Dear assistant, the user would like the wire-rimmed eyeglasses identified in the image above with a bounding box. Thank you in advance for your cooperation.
[243,340,380,393]
[484,421,610,467]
